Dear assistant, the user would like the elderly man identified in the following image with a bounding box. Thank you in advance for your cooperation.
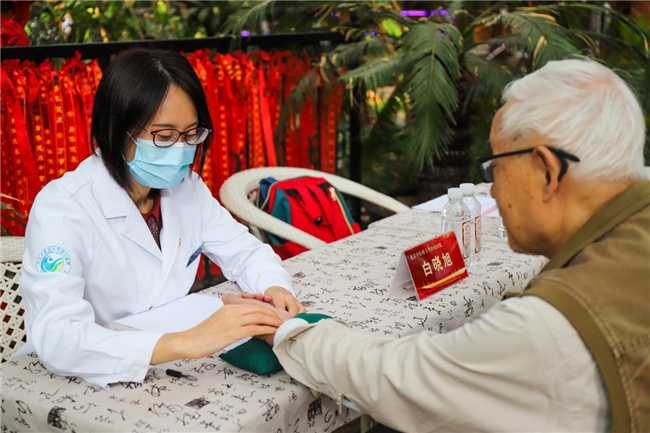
[259,59,649,432]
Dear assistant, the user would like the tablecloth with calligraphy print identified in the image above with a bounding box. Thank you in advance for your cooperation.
[1,221,546,433]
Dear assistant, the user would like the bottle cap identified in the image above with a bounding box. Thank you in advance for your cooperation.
[448,187,463,200]
[459,183,475,195]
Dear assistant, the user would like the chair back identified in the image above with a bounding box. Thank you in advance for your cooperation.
[219,167,409,251]
[1,236,26,362]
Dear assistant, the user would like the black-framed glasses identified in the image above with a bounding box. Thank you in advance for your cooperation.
[143,126,211,147]
[475,146,580,183]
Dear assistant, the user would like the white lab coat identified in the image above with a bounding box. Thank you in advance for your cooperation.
[16,154,293,388]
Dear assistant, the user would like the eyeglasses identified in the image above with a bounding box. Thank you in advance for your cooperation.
[143,126,210,147]
[475,146,580,183]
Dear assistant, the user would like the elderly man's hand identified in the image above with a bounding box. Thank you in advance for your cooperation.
[254,333,276,347]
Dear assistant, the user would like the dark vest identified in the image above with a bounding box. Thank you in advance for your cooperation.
[506,180,650,433]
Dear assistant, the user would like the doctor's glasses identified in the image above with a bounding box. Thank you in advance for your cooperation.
[142,126,210,147]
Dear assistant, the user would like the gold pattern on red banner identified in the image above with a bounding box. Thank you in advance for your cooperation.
[211,55,230,188]
[186,51,215,193]
[245,54,265,169]
[1,62,40,235]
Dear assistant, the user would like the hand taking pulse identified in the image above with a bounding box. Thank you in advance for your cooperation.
[151,303,284,364]
[226,286,306,316]
[222,292,296,320]
[266,286,306,316]
[221,293,291,347]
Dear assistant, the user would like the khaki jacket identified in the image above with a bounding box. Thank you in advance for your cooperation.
[507,180,650,433]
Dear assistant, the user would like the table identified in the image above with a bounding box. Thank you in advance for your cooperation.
[1,210,547,433]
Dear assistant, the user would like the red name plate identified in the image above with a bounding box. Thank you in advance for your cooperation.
[391,232,468,301]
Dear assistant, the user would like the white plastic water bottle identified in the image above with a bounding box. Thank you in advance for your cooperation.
[459,183,482,266]
[498,216,507,239]
[441,188,471,261]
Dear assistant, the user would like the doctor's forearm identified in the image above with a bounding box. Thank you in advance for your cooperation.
[150,330,222,365]
[149,329,225,364]
[151,332,186,365]
[150,304,284,364]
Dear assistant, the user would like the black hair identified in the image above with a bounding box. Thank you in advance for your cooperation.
[91,48,213,191]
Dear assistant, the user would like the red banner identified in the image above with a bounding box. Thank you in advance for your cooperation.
[0,50,345,236]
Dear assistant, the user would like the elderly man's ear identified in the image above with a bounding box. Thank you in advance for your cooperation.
[532,146,563,202]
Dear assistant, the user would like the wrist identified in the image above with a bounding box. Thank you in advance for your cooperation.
[151,332,187,364]
[264,286,288,295]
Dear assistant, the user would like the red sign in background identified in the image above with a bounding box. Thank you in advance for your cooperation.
[405,232,468,301]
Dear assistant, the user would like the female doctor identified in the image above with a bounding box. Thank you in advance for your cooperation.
[17,48,304,389]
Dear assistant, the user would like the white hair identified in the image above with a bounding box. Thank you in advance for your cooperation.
[499,59,646,181]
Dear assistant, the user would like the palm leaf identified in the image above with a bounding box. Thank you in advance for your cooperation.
[364,78,409,151]
[329,38,394,69]
[535,3,649,52]
[223,1,329,36]
[0,214,27,225]
[617,63,650,104]
[569,30,649,61]
[464,1,507,29]
[507,12,576,68]
[274,67,321,145]
[0,197,28,233]
[401,21,462,168]
[0,198,26,219]
[471,9,578,68]
[473,34,534,57]
[275,38,401,144]
[346,3,415,29]
[337,53,403,94]
[221,0,275,36]
[0,193,21,202]
[462,53,515,112]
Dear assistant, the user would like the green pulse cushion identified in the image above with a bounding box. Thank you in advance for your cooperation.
[219,338,282,375]
[218,313,332,375]
[295,312,332,323]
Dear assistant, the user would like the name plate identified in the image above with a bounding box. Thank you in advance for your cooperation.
[391,232,468,301]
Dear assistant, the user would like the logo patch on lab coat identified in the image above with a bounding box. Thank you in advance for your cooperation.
[37,246,71,274]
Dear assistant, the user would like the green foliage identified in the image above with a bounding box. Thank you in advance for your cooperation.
[0,194,27,236]
[401,21,462,167]
[26,1,239,45]
[224,0,650,175]
[223,1,332,36]
[23,1,650,176]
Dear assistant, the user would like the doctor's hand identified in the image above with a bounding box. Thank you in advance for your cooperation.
[220,294,290,347]
[222,293,292,321]
[264,286,306,316]
[151,304,285,363]
[223,292,273,305]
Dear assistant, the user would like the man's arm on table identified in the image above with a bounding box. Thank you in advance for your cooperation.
[271,297,607,433]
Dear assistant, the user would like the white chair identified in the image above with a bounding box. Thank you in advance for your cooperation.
[219,167,410,250]
[1,236,26,362]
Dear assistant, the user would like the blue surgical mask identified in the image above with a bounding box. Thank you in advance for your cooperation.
[127,137,197,189]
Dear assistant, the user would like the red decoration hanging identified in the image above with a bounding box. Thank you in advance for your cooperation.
[0,48,346,238]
